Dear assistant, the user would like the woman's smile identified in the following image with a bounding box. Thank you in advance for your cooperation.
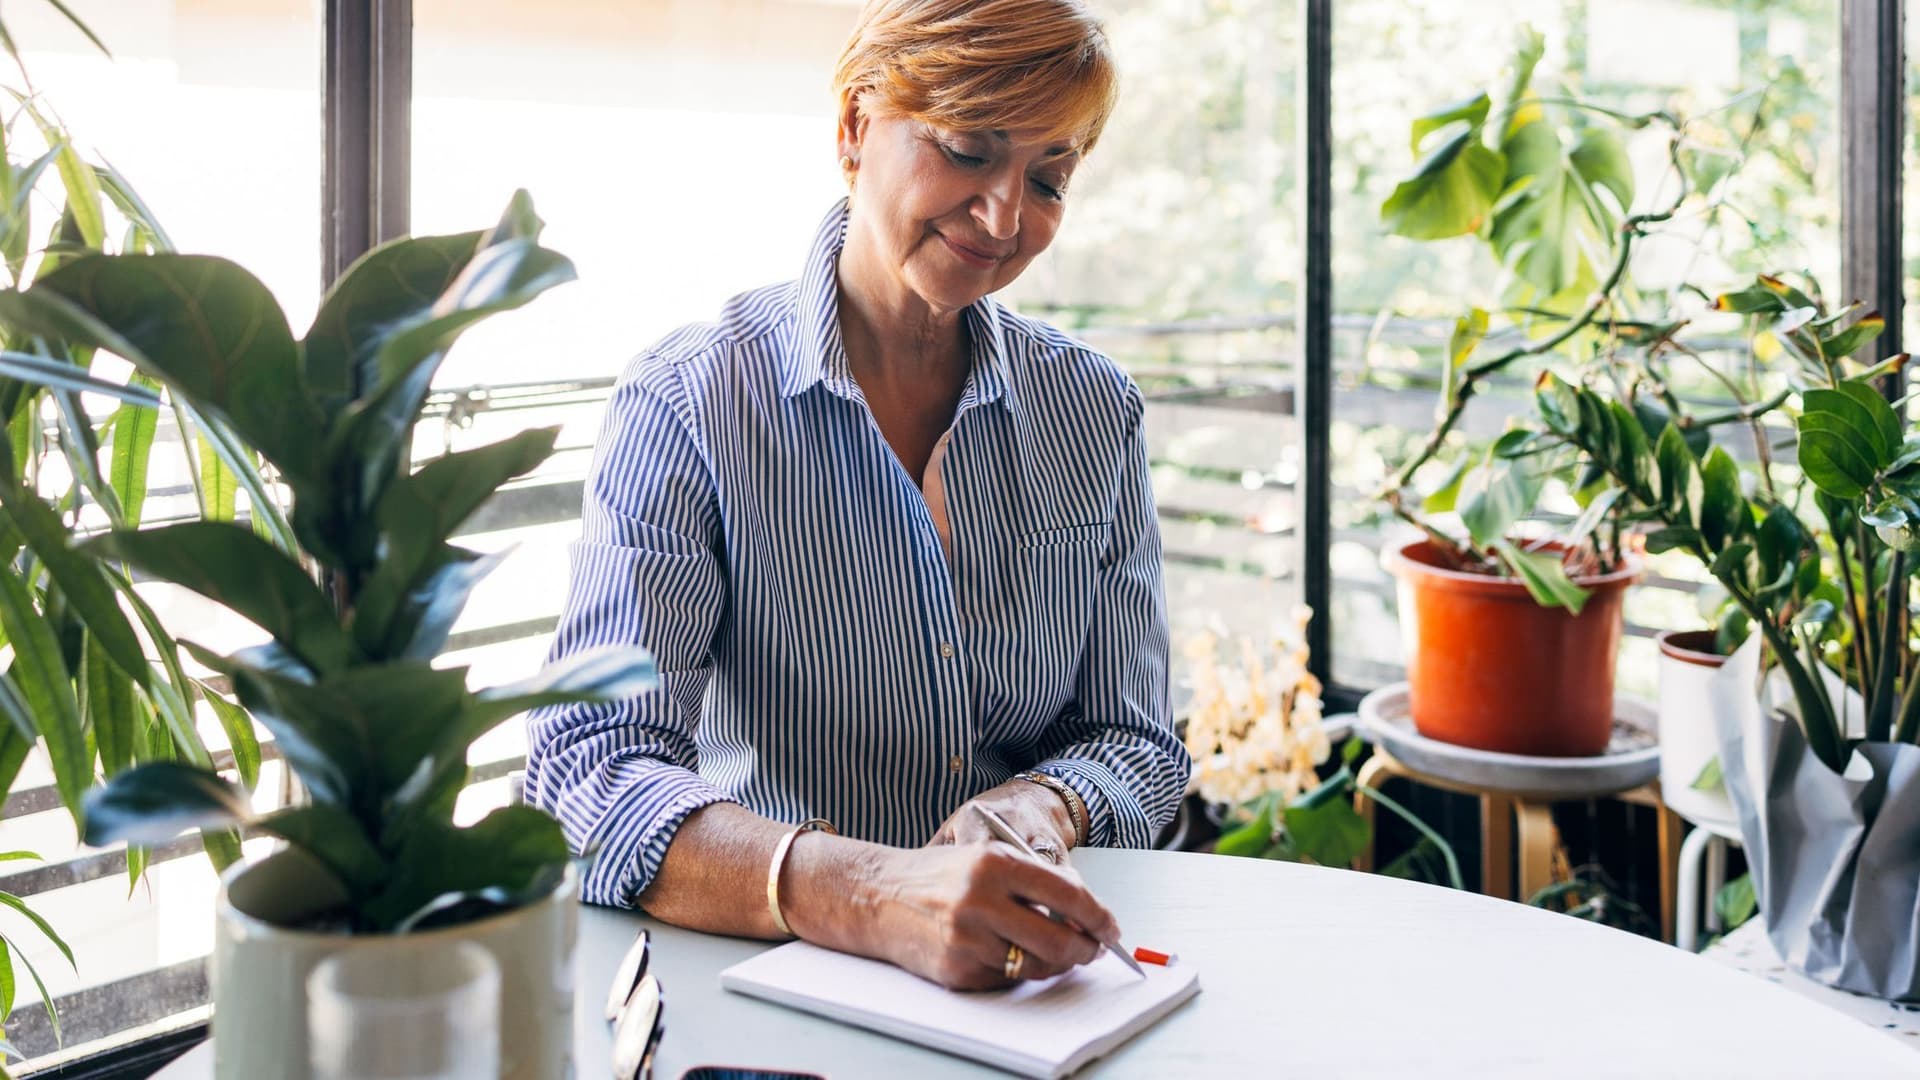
[937,231,1007,269]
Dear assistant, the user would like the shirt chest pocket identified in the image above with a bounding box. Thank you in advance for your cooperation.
[1013,522,1112,684]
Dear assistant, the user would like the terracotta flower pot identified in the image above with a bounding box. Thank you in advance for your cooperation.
[1383,538,1640,756]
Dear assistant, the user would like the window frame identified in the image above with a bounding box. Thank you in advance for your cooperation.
[29,0,1908,1071]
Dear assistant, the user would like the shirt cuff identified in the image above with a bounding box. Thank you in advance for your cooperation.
[565,763,737,908]
[1029,758,1157,849]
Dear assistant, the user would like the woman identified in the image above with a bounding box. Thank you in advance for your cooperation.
[527,0,1189,991]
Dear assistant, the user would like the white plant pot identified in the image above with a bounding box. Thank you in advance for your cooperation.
[211,847,579,1080]
[1656,630,1739,829]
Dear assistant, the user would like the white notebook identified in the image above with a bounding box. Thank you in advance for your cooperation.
[718,942,1200,1078]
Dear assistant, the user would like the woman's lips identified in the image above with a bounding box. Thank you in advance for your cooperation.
[940,234,1005,268]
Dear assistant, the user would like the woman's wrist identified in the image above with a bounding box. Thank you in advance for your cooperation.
[1015,772,1087,847]
[779,833,893,953]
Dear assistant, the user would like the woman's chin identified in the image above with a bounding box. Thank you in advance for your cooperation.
[907,271,1000,314]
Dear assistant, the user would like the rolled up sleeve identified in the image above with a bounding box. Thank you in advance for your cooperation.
[526,358,735,907]
[1033,387,1190,848]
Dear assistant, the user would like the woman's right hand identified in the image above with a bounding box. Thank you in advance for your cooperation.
[859,843,1123,990]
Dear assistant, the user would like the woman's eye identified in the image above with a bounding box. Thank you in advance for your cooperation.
[940,143,987,167]
[1031,177,1066,201]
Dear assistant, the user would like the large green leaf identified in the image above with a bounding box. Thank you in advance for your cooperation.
[1798,387,1898,498]
[1697,448,1746,550]
[0,350,163,404]
[0,475,149,687]
[1655,423,1700,522]
[1409,93,1490,154]
[194,680,260,791]
[363,545,510,663]
[81,761,252,847]
[323,239,577,546]
[83,522,353,674]
[351,427,558,658]
[359,806,571,932]
[22,255,327,487]
[85,634,139,778]
[1494,539,1591,613]
[0,575,88,824]
[195,432,238,523]
[466,646,659,736]
[1380,128,1507,240]
[254,803,386,899]
[315,662,471,797]
[108,373,161,525]
[195,643,359,806]
[1460,452,1544,551]
[301,231,486,412]
[15,95,104,251]
[1281,790,1372,869]
[1488,113,1626,300]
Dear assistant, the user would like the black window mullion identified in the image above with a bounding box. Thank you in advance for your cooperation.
[1299,0,1335,699]
[324,0,412,290]
[1840,0,1903,389]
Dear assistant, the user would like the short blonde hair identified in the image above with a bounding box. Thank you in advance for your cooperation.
[832,0,1119,155]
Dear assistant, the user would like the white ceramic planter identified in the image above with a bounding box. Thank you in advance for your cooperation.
[1656,630,1738,829]
[212,848,579,1080]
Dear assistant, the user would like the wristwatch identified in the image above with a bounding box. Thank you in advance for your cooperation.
[1015,770,1089,847]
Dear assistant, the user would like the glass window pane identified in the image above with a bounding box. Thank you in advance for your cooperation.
[1,0,321,1068]
[1330,0,1841,695]
[412,0,1303,735]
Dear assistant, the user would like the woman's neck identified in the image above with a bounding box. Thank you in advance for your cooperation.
[835,225,969,394]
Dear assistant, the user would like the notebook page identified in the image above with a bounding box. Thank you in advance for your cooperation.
[719,941,1200,1078]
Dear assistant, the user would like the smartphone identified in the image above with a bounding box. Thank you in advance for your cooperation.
[679,1069,826,1080]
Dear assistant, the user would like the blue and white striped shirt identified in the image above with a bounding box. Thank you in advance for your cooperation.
[527,200,1189,907]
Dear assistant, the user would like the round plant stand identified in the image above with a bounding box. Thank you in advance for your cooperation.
[1355,684,1684,941]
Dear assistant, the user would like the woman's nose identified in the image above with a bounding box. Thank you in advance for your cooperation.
[974,174,1022,242]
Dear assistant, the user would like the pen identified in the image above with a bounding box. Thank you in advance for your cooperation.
[969,804,1147,978]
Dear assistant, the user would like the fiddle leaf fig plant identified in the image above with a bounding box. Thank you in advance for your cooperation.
[1,191,659,933]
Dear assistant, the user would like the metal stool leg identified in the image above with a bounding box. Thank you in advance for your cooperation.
[1676,825,1718,952]
[1703,832,1729,936]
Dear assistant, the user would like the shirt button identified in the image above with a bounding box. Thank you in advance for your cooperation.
[939,642,955,658]
[948,755,964,774]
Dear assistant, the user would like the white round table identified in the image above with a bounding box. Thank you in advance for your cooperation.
[157,849,1918,1078]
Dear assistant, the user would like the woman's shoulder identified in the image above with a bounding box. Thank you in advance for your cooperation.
[990,302,1143,418]
[618,279,801,399]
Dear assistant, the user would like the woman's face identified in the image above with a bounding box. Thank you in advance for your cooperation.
[841,106,1081,316]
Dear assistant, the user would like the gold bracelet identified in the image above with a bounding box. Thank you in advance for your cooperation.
[1015,771,1089,847]
[766,817,835,938]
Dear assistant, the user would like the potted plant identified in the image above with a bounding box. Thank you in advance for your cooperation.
[0,5,297,1065]
[1538,276,1919,1000]
[1373,27,1795,756]
[0,192,659,1076]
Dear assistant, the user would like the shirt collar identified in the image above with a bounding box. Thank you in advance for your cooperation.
[783,198,1014,409]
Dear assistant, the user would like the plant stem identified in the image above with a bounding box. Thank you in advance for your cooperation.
[1356,781,1465,891]
[1835,531,1871,701]
[1869,550,1906,742]
[1381,136,1691,499]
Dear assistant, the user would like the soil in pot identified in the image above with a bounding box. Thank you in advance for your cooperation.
[1384,538,1640,757]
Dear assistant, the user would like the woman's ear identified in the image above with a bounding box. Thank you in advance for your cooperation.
[836,93,868,173]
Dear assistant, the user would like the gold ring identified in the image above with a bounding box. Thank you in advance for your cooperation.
[1003,943,1025,980]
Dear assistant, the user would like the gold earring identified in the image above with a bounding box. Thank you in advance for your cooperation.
[839,155,856,173]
